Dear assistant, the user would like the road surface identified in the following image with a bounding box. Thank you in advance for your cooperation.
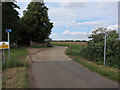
[31,46,118,88]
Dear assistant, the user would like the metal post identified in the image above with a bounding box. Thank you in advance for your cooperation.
[8,32,10,59]
[70,45,72,54]
[3,49,5,63]
[104,33,107,65]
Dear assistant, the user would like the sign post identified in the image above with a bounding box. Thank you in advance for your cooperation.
[8,31,10,59]
[3,49,5,63]
[5,29,11,60]
[0,42,9,62]
[104,32,107,65]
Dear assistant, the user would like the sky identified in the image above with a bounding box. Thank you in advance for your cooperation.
[16,0,118,41]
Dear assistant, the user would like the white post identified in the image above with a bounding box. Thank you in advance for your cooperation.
[104,32,107,65]
[8,32,10,59]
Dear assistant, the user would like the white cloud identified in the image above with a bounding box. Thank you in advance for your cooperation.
[45,0,119,2]
[107,24,118,30]
[67,20,98,26]
[63,30,87,35]
[89,24,118,35]
[50,33,58,37]
[61,2,86,8]
[63,30,70,35]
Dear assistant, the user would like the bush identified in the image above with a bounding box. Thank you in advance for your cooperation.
[81,28,119,68]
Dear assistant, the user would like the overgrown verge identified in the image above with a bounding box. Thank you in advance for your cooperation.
[2,48,29,88]
[81,28,119,68]
[52,43,119,83]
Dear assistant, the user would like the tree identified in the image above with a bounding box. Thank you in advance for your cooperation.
[2,0,20,44]
[81,28,119,68]
[20,2,53,43]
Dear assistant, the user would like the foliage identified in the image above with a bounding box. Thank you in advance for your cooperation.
[20,2,53,43]
[81,28,119,68]
[2,48,29,70]
[73,56,119,82]
[52,40,87,42]
[2,0,20,43]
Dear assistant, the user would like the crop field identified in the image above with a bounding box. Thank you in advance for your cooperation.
[51,42,87,46]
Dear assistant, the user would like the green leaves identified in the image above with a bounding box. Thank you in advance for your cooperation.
[20,2,53,43]
[2,1,20,43]
[81,28,119,68]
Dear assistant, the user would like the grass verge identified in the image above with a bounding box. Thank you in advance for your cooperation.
[2,48,29,88]
[52,43,119,83]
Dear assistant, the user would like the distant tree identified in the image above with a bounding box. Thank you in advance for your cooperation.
[2,0,20,44]
[81,28,119,68]
[20,1,53,43]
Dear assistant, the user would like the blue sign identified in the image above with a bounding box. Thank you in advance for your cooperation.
[5,29,12,32]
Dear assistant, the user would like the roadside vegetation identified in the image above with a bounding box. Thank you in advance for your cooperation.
[52,28,119,83]
[2,48,29,88]
[2,0,53,88]
[81,28,119,68]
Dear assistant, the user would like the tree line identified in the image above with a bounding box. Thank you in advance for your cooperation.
[2,0,53,46]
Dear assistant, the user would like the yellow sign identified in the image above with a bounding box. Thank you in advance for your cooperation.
[0,42,9,49]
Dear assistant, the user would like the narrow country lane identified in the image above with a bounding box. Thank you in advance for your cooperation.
[31,46,118,88]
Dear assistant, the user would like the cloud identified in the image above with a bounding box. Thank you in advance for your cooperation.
[63,30,87,35]
[61,30,90,40]
[67,20,98,27]
[89,24,118,35]
[63,30,70,35]
[50,33,58,37]
[44,0,119,2]
[61,2,86,8]
[107,24,118,30]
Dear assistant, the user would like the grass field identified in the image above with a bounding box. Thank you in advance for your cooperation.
[52,42,119,83]
[2,48,29,88]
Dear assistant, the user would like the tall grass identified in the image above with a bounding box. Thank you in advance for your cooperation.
[2,48,29,70]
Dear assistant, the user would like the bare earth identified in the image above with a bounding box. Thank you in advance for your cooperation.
[29,46,118,88]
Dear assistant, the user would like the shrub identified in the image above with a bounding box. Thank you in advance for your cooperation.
[81,28,119,68]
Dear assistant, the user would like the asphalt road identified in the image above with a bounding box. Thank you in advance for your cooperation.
[31,46,118,88]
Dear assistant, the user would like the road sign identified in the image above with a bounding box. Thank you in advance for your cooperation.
[0,42,9,49]
[5,29,12,32]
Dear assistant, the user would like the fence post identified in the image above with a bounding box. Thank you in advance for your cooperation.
[70,45,72,55]
[3,49,5,63]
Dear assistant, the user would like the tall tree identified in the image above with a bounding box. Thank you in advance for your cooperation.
[20,2,53,43]
[2,0,20,44]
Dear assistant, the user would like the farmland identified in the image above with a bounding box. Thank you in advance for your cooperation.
[51,41,87,46]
